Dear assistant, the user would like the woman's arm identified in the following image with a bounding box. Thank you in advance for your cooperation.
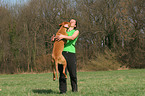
[56,30,79,41]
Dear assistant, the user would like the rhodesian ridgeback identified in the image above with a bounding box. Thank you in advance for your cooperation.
[51,22,70,81]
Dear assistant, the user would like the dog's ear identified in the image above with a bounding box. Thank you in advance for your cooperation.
[68,22,71,27]
[59,23,62,27]
[59,22,64,27]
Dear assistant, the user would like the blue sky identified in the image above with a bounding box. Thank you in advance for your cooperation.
[1,0,29,5]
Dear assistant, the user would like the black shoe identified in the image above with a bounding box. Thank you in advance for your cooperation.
[60,92,66,94]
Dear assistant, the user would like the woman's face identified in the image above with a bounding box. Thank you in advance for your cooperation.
[70,19,76,27]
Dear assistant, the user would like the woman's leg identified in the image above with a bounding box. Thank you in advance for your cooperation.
[59,51,78,93]
[66,52,78,92]
[58,64,67,93]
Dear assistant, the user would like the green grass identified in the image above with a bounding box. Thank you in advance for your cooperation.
[0,69,145,96]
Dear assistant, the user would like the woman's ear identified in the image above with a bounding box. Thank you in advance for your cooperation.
[74,25,76,27]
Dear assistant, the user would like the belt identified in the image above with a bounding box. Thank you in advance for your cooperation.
[63,51,75,54]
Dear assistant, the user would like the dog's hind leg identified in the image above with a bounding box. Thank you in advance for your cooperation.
[55,60,59,79]
[63,61,67,79]
[60,55,67,79]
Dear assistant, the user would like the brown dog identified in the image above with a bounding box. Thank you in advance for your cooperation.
[51,22,70,81]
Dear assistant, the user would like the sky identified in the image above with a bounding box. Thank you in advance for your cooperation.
[1,0,30,5]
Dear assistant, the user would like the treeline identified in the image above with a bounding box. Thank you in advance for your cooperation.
[0,0,144,73]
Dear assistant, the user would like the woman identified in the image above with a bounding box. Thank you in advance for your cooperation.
[51,19,79,94]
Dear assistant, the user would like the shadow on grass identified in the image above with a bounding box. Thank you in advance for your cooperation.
[32,89,59,94]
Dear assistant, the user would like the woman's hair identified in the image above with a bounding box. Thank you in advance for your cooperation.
[69,18,78,29]
[71,18,78,29]
[74,21,77,29]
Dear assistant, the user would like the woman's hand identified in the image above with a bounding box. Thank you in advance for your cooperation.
[55,33,64,41]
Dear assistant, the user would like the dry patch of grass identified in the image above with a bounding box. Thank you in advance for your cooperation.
[82,50,121,71]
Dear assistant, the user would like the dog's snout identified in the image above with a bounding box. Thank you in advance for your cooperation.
[64,24,69,28]
[59,22,70,28]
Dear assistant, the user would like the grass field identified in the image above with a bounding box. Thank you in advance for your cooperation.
[0,69,145,96]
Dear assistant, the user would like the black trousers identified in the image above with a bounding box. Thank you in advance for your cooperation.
[58,51,78,93]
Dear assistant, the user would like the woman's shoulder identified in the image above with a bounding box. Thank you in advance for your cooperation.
[73,30,79,36]
[69,29,79,35]
[74,29,79,34]
[73,29,79,32]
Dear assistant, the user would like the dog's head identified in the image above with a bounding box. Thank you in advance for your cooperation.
[59,22,70,28]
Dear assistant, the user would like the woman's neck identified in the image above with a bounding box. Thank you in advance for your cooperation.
[68,27,74,32]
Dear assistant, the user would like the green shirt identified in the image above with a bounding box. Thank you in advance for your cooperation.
[63,29,79,53]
